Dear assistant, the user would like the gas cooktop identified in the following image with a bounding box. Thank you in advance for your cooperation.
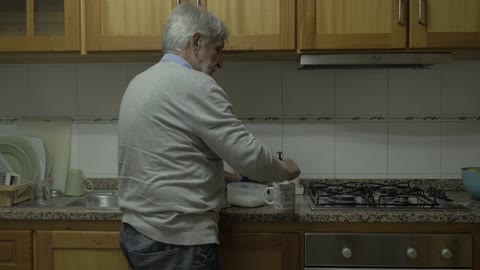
[306,181,468,210]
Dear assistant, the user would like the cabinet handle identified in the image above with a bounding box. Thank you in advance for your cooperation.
[418,0,425,25]
[397,0,404,25]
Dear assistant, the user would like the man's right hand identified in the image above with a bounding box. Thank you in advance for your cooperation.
[283,159,301,180]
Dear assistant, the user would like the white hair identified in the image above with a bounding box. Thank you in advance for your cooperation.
[162,3,229,53]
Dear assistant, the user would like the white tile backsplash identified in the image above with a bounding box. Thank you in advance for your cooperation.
[387,122,441,177]
[212,62,231,97]
[75,123,118,178]
[441,122,480,178]
[0,124,16,136]
[442,62,480,115]
[230,62,282,116]
[335,69,388,116]
[335,123,388,176]
[282,63,335,116]
[127,63,155,83]
[243,123,282,156]
[388,66,442,115]
[0,65,28,116]
[28,64,77,116]
[283,123,335,176]
[77,64,128,117]
[1,60,479,179]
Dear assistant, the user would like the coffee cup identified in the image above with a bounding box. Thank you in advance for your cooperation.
[263,181,295,210]
[64,169,94,196]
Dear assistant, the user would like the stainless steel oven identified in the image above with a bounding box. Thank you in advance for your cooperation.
[304,233,472,270]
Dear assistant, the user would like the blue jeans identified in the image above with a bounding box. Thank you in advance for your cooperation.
[120,223,219,270]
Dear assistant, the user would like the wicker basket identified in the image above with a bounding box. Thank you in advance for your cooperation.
[0,182,32,206]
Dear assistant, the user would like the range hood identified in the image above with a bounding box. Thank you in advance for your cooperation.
[299,53,452,69]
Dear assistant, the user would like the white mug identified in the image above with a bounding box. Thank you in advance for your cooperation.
[263,181,295,210]
[64,169,94,196]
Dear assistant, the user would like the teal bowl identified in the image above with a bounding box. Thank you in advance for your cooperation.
[462,167,480,199]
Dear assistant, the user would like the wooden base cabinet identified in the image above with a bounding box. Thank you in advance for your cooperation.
[219,233,300,270]
[36,231,128,270]
[0,230,32,270]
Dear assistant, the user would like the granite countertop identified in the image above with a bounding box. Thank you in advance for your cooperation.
[1,191,480,223]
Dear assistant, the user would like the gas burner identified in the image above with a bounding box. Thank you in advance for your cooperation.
[379,186,397,196]
[326,186,343,194]
[328,194,356,204]
[393,195,411,204]
[307,181,467,210]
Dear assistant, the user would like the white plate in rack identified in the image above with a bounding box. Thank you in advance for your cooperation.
[0,136,41,182]
[0,143,32,184]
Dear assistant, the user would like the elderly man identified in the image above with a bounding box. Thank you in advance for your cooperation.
[117,3,300,270]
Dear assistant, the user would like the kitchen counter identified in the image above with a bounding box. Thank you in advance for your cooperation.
[1,191,480,223]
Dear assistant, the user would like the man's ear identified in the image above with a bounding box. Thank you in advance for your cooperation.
[191,32,202,50]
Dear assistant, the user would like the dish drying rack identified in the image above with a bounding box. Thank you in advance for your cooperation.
[0,182,32,206]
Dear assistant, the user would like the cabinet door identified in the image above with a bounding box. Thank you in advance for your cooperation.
[36,231,128,270]
[219,233,300,270]
[298,0,407,50]
[0,230,32,270]
[410,0,480,48]
[204,0,295,50]
[86,0,176,51]
[0,0,79,52]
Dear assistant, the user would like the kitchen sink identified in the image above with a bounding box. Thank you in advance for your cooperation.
[65,194,118,208]
[13,190,119,209]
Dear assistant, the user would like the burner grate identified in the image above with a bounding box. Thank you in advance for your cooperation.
[307,182,452,209]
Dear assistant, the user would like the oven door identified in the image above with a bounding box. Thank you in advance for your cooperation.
[305,233,472,270]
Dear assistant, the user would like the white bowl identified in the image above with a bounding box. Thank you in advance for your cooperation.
[227,182,268,208]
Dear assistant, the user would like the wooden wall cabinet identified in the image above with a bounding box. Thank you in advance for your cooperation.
[298,0,480,51]
[0,0,79,52]
[0,230,32,270]
[410,0,480,48]
[298,0,407,50]
[219,232,300,270]
[204,0,296,50]
[85,0,177,51]
[85,0,295,51]
[1,0,479,53]
[36,231,128,270]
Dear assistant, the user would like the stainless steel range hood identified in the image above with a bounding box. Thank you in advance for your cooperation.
[299,53,452,69]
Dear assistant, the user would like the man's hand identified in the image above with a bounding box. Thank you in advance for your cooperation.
[283,159,301,180]
[224,171,242,184]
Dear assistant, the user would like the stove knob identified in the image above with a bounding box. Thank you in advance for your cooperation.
[441,248,453,260]
[341,248,352,259]
[406,247,417,259]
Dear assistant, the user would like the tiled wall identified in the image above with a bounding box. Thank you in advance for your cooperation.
[1,61,479,180]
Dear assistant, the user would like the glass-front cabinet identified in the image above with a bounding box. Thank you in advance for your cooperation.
[0,0,80,52]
